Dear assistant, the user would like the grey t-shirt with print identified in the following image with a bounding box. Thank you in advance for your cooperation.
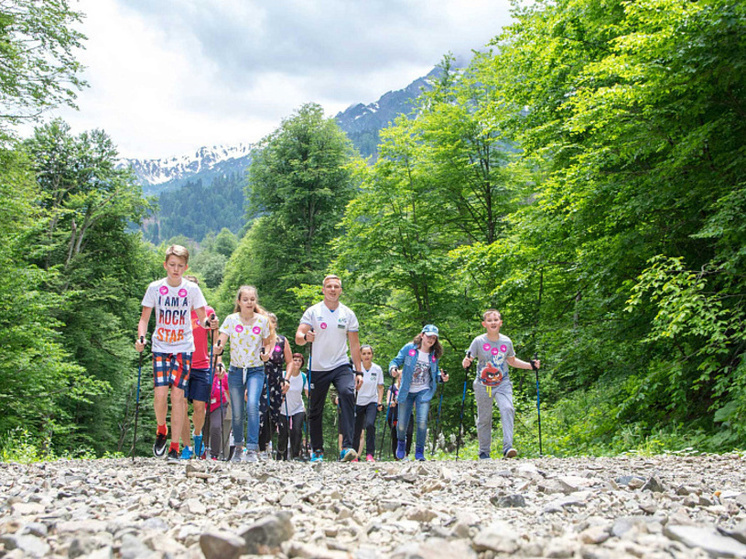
[468,333,515,386]
[409,350,432,393]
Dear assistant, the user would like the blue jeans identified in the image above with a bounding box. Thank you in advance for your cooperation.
[397,390,430,449]
[228,366,265,450]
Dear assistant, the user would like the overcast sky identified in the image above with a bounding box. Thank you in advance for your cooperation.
[51,0,513,160]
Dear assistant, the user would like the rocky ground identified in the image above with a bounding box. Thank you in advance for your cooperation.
[1,453,746,558]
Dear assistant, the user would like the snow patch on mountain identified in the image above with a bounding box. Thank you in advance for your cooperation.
[122,143,254,187]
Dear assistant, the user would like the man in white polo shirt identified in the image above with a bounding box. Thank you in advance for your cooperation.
[295,275,363,462]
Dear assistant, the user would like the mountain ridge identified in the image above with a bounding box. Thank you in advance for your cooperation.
[124,66,445,196]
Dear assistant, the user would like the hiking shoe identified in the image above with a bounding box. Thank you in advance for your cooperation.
[166,448,180,464]
[310,451,324,463]
[479,452,491,460]
[415,446,425,461]
[366,454,375,462]
[153,432,168,457]
[395,440,406,460]
[504,448,518,458]
[231,446,244,462]
[243,449,259,463]
[180,446,193,460]
[193,434,203,458]
[339,448,357,462]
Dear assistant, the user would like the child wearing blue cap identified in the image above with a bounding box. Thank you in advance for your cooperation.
[389,325,449,461]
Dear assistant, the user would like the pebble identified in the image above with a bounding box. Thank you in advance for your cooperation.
[0,454,743,558]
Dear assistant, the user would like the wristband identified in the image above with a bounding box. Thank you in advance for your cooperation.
[355,370,364,377]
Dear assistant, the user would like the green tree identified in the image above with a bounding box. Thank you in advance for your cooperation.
[235,103,356,327]
[0,147,97,452]
[23,120,155,454]
[468,0,746,449]
[0,0,86,139]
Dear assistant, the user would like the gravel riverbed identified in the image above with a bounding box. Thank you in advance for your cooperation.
[1,453,746,558]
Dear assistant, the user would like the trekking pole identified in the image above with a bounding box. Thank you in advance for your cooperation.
[431,380,444,456]
[378,384,393,460]
[218,370,225,460]
[306,329,314,456]
[284,393,291,460]
[531,353,542,456]
[260,346,271,459]
[132,336,145,462]
[456,351,472,461]
[202,314,216,459]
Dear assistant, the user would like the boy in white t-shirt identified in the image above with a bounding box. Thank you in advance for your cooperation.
[462,309,540,459]
[353,345,384,462]
[135,245,212,463]
[295,275,364,462]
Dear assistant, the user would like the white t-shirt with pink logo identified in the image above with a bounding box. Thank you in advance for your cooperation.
[300,301,359,371]
[219,313,270,368]
[141,278,207,354]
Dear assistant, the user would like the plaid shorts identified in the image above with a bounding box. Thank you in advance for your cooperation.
[153,352,192,390]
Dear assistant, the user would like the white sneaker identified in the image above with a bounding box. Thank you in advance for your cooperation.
[243,449,259,463]
[231,446,244,462]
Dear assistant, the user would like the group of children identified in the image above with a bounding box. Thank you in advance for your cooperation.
[135,245,540,463]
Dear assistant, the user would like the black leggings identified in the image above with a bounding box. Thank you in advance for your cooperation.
[353,403,378,456]
[277,411,305,459]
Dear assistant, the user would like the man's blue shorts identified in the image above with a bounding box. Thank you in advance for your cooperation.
[186,367,210,403]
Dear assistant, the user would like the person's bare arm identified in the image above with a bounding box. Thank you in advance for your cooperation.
[507,356,540,370]
[135,307,152,351]
[296,323,314,345]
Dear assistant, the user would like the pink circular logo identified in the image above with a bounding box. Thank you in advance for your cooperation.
[274,345,281,353]
[320,322,328,330]
[408,349,416,356]
[252,326,261,335]
[178,288,187,297]
[491,347,500,356]
[235,325,244,333]
[159,286,169,295]
[500,345,508,353]
[432,355,436,363]
[483,343,491,352]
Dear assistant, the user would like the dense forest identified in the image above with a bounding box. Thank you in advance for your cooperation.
[143,172,247,245]
[1,0,744,461]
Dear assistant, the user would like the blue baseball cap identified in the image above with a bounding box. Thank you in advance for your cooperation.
[421,324,439,337]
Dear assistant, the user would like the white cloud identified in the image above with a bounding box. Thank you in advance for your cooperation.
[53,0,513,159]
